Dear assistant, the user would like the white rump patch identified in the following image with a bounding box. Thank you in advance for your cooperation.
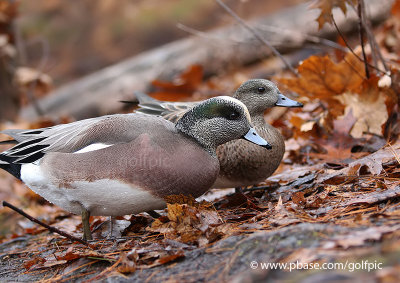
[20,162,166,216]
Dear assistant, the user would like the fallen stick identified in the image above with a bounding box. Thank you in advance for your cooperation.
[2,201,90,247]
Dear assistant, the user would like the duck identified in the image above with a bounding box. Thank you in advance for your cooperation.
[0,96,270,240]
[134,79,303,190]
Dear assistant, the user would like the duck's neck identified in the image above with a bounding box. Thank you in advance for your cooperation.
[251,113,266,126]
[176,126,218,157]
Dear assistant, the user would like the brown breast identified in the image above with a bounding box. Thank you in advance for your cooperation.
[216,123,285,186]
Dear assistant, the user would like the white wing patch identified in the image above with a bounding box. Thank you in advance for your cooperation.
[74,143,113,153]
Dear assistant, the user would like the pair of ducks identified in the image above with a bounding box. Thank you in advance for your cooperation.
[0,79,302,240]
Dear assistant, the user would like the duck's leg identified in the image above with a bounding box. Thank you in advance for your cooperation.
[81,208,92,241]
[108,216,115,238]
[146,210,161,219]
[235,187,243,194]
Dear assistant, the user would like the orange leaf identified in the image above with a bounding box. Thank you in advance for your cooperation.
[279,53,365,99]
[312,0,356,30]
[391,0,400,17]
[151,65,203,101]
[156,250,185,265]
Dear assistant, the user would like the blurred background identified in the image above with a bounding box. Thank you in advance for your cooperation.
[17,0,301,85]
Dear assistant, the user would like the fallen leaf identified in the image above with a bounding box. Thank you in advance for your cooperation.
[311,0,356,30]
[318,141,400,184]
[23,257,45,270]
[117,252,136,274]
[154,250,185,266]
[150,65,203,101]
[164,194,197,206]
[326,225,400,249]
[292,192,306,206]
[344,185,400,206]
[277,53,365,119]
[391,0,400,17]
[336,81,390,138]
[0,0,18,23]
[14,67,53,100]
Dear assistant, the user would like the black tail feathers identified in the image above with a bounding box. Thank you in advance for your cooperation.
[0,163,21,180]
[0,154,21,180]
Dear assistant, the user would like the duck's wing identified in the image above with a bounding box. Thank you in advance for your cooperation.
[0,113,172,164]
[135,91,198,123]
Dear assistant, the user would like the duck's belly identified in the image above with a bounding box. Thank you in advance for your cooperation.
[20,163,166,216]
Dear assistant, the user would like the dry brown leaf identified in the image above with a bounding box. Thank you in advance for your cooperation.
[14,67,53,104]
[0,34,16,57]
[292,192,306,206]
[164,194,197,206]
[326,225,400,249]
[117,252,136,274]
[278,53,365,99]
[344,185,400,206]
[150,64,203,101]
[311,0,356,30]
[154,250,185,266]
[14,67,52,88]
[318,141,400,185]
[149,203,223,247]
[336,77,395,138]
[391,0,400,17]
[337,92,387,138]
[0,0,18,23]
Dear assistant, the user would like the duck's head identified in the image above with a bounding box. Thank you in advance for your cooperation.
[233,79,303,116]
[176,96,271,152]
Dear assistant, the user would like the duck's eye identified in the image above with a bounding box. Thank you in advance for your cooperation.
[228,111,240,120]
[258,87,266,93]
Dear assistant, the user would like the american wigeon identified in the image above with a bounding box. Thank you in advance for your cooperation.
[135,79,303,190]
[0,96,270,240]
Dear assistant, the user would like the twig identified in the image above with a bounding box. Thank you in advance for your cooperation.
[357,0,370,78]
[12,19,27,65]
[214,0,298,76]
[331,13,388,76]
[359,0,389,72]
[177,23,242,44]
[26,37,51,117]
[242,183,280,192]
[83,254,123,282]
[257,24,349,52]
[178,21,349,53]
[2,201,90,246]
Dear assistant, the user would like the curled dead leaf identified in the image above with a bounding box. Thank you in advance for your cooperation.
[117,252,136,274]
[277,53,365,102]
[151,64,203,101]
[164,194,197,206]
[312,0,356,30]
[14,67,52,90]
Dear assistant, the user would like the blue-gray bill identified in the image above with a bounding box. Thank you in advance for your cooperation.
[275,93,303,108]
[242,128,272,149]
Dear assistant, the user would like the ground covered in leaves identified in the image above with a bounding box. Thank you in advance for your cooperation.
[1,0,400,282]
[1,141,400,282]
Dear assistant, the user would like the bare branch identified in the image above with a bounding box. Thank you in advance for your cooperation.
[2,201,91,247]
[358,0,370,78]
[359,0,389,72]
[214,0,298,76]
[331,13,388,76]
[256,24,349,52]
